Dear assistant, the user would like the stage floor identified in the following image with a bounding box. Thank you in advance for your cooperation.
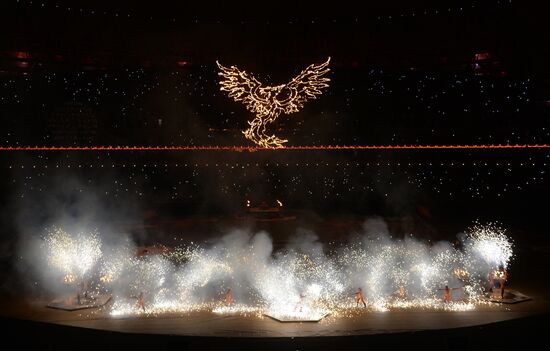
[1,286,548,338]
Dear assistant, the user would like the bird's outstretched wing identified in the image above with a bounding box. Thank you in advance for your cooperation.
[284,57,331,114]
[217,61,267,114]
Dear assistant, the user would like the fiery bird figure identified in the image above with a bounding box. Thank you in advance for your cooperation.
[217,58,331,148]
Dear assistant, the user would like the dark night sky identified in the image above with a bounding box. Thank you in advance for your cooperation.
[1,0,547,76]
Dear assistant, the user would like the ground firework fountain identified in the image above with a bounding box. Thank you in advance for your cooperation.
[42,227,112,310]
[33,222,522,320]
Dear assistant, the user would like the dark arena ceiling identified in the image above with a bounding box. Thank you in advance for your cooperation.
[0,0,547,75]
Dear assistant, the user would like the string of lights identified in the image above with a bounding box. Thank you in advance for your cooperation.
[0,144,548,152]
[7,152,546,200]
[5,160,548,171]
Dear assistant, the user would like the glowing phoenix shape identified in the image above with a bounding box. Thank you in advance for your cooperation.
[217,57,331,148]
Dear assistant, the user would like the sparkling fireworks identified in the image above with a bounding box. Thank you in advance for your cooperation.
[466,223,514,269]
[38,223,514,319]
[217,58,331,148]
[43,227,102,282]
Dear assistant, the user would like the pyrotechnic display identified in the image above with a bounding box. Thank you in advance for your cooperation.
[1,1,548,349]
[35,222,515,319]
[43,227,102,285]
[217,58,330,148]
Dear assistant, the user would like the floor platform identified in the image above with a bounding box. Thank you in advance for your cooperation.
[484,289,532,304]
[47,294,112,311]
[263,311,329,322]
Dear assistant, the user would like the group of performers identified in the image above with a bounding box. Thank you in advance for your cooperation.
[129,267,508,312]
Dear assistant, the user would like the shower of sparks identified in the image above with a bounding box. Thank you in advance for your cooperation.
[217,58,331,148]
[100,246,133,284]
[43,227,102,282]
[466,223,514,269]
[38,223,514,319]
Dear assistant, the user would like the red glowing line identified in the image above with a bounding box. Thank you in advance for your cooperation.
[0,144,548,151]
